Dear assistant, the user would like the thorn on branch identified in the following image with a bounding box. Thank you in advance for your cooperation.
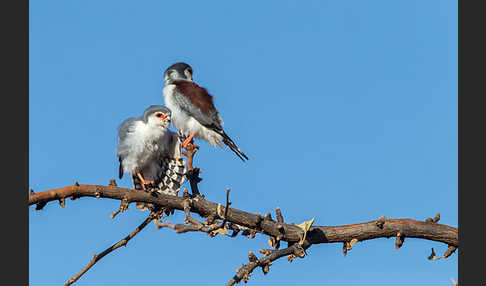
[69,193,81,201]
[74,182,80,186]
[35,202,47,211]
[30,189,35,196]
[110,198,129,219]
[343,238,359,256]
[108,179,117,186]
[58,198,66,208]
[276,207,284,223]
[227,223,241,237]
[259,249,274,257]
[264,213,273,222]
[155,220,175,230]
[395,232,405,250]
[262,263,270,275]
[268,236,280,249]
[182,198,193,223]
[248,251,258,262]
[219,188,232,231]
[426,213,441,223]
[94,187,103,199]
[182,188,191,199]
[205,213,217,226]
[293,244,306,258]
[287,254,296,263]
[443,245,457,258]
[428,247,437,260]
[428,245,457,260]
[376,216,387,229]
[242,228,258,239]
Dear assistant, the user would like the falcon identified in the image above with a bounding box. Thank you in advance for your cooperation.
[162,62,248,161]
[117,105,186,209]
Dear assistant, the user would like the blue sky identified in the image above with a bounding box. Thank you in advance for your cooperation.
[29,1,457,285]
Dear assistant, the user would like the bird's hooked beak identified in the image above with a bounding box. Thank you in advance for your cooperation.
[160,114,170,125]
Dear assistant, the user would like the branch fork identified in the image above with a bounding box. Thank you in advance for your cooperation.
[29,184,458,286]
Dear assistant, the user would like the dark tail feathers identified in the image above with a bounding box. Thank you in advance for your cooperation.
[221,131,249,162]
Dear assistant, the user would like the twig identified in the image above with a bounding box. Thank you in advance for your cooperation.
[158,189,235,237]
[182,143,202,196]
[276,207,284,223]
[64,208,163,286]
[110,197,129,219]
[226,243,310,285]
[221,188,232,227]
[428,245,457,260]
[425,213,441,223]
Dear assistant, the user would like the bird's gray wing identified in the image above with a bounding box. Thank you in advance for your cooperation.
[172,80,248,161]
[118,117,138,142]
[117,117,138,179]
[172,80,224,131]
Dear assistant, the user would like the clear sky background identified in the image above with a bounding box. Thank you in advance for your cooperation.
[29,1,457,285]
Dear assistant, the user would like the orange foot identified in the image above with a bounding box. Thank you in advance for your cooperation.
[136,172,154,190]
[181,133,196,149]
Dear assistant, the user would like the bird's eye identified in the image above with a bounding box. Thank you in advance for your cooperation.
[155,113,163,118]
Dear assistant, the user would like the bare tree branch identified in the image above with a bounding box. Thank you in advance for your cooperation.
[226,243,309,286]
[64,207,164,286]
[30,183,458,285]
[29,184,458,248]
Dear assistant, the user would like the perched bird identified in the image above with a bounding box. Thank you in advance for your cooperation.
[117,105,186,209]
[162,62,248,161]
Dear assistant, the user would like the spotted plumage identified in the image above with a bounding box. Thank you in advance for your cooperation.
[116,105,186,210]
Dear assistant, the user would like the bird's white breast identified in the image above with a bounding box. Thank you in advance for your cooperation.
[163,85,190,135]
[162,84,224,147]
[121,121,168,177]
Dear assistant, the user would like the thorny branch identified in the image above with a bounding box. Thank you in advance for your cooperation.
[182,142,202,196]
[155,188,233,237]
[226,243,310,286]
[64,207,165,286]
[30,183,458,285]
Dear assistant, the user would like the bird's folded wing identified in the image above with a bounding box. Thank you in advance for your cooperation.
[172,80,224,131]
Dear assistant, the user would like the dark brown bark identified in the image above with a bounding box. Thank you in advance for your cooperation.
[29,184,458,247]
[30,183,458,285]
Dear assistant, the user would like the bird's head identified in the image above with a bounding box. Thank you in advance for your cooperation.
[164,62,193,84]
[142,105,172,129]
